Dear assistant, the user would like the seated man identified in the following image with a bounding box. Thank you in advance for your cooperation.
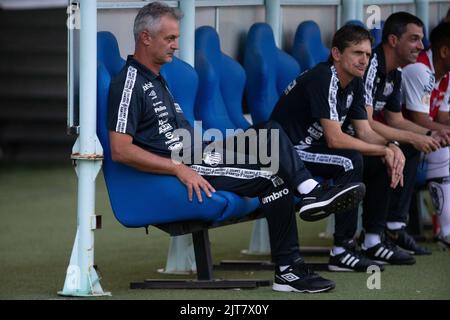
[271,24,409,270]
[107,2,364,293]
[363,12,449,256]
[402,22,450,250]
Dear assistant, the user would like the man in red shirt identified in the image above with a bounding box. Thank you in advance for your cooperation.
[402,22,450,250]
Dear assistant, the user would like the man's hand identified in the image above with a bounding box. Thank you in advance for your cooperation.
[388,144,405,184]
[411,133,441,153]
[383,147,404,189]
[173,164,216,202]
[433,129,450,147]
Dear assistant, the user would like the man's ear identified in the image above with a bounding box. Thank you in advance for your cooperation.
[387,34,398,47]
[439,45,449,60]
[331,47,341,62]
[140,30,152,46]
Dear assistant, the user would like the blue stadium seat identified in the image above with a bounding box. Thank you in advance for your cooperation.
[291,20,329,72]
[370,20,384,47]
[160,58,197,125]
[422,26,430,49]
[96,31,259,227]
[194,26,251,135]
[345,19,366,28]
[244,23,300,124]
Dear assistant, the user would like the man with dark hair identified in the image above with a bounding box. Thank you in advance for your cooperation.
[271,24,404,271]
[443,8,450,23]
[402,22,450,250]
[362,12,450,257]
[108,1,365,293]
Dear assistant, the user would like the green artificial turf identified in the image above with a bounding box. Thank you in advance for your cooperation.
[0,165,449,300]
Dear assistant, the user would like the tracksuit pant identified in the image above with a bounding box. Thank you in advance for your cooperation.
[386,144,421,225]
[294,146,363,246]
[363,144,420,234]
[189,120,312,266]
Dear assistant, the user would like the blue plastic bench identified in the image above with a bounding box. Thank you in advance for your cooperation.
[97,31,267,289]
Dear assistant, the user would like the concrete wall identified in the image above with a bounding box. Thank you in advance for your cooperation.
[98,3,337,63]
[97,1,450,63]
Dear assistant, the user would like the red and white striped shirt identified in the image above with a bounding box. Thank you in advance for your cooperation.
[402,49,450,120]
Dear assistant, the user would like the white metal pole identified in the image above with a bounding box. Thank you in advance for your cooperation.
[60,0,108,297]
[160,0,197,275]
[179,0,195,66]
[415,0,429,40]
[77,0,98,294]
[341,0,356,26]
[355,0,364,24]
[265,0,281,47]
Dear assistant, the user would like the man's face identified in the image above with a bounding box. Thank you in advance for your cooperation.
[441,45,450,73]
[337,39,372,78]
[393,23,424,64]
[145,15,180,65]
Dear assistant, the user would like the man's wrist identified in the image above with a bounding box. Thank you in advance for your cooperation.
[386,140,400,147]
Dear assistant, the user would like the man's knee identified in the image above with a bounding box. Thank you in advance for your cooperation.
[338,150,363,177]
[348,150,363,171]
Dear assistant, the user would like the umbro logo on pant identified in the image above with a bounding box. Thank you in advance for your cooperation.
[262,189,289,204]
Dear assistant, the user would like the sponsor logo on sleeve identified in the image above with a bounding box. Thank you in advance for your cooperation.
[174,103,183,113]
[142,81,154,92]
[346,92,354,109]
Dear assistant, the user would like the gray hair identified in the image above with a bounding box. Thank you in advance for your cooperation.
[133,1,183,43]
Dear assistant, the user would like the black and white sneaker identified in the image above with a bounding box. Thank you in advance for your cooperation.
[436,234,450,251]
[273,258,335,293]
[362,238,416,265]
[329,248,384,272]
[385,227,431,255]
[298,182,365,222]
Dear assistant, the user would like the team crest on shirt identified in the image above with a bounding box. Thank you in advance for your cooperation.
[203,152,222,166]
[422,94,431,106]
[168,142,183,151]
[383,81,394,96]
[346,93,354,109]
[375,101,386,111]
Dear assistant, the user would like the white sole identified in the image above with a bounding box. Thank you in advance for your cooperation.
[328,265,356,272]
[299,184,362,215]
[372,260,389,265]
[272,283,334,293]
[437,241,450,251]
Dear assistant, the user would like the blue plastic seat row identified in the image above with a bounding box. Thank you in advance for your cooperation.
[97,31,259,228]
[97,20,350,229]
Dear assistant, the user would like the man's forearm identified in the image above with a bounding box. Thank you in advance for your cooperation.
[113,142,180,175]
[370,119,417,144]
[327,132,387,156]
[415,118,450,131]
[356,127,388,145]
[386,116,428,135]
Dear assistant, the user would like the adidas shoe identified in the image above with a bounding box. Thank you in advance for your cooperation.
[273,258,335,293]
[436,234,450,251]
[385,227,431,255]
[299,182,365,222]
[362,238,416,265]
[329,249,385,272]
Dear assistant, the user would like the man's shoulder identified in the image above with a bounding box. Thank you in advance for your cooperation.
[302,63,333,85]
[402,62,430,78]
[110,64,145,92]
[350,76,364,90]
[364,52,381,82]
